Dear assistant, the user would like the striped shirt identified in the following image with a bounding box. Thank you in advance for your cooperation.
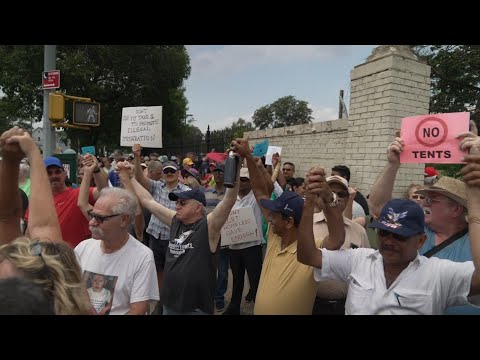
[146,179,190,240]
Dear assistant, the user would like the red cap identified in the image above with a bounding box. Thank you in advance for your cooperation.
[424,166,438,177]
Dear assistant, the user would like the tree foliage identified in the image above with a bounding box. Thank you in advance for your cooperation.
[252,95,313,129]
[209,118,255,151]
[411,45,480,121]
[0,45,191,151]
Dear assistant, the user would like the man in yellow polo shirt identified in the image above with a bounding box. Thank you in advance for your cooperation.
[232,138,323,315]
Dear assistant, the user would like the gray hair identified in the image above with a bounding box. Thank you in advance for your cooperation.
[148,160,163,173]
[19,163,30,178]
[98,187,137,224]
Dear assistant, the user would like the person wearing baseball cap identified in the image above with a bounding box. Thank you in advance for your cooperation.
[366,131,479,314]
[311,175,370,315]
[298,165,480,314]
[130,144,190,314]
[230,137,326,315]
[23,153,109,248]
[120,151,242,315]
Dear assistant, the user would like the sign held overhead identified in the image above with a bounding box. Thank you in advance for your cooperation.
[121,106,163,148]
[400,112,470,164]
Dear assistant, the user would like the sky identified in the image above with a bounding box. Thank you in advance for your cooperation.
[184,45,377,133]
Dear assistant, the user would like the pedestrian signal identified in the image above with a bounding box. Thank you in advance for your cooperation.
[73,101,101,126]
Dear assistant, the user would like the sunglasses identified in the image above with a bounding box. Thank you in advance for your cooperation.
[87,210,122,224]
[240,177,250,182]
[333,190,349,199]
[411,194,425,200]
[377,229,409,242]
[163,168,177,174]
[47,168,63,176]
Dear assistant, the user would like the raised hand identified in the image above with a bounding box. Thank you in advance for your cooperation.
[132,144,142,158]
[272,153,281,168]
[305,166,332,203]
[231,138,252,158]
[387,130,404,165]
[0,127,36,162]
[116,161,134,180]
[82,154,98,174]
[456,131,480,155]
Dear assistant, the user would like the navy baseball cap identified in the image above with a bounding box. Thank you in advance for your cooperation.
[169,188,207,206]
[44,157,63,169]
[212,163,225,173]
[369,199,425,237]
[260,191,304,225]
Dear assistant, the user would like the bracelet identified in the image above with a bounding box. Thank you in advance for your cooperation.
[468,216,480,224]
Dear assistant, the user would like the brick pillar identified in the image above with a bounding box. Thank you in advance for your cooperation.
[345,45,431,198]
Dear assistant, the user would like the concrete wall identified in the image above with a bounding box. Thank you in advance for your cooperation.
[244,45,431,198]
[246,120,347,180]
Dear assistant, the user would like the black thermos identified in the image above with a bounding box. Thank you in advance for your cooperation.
[224,151,239,188]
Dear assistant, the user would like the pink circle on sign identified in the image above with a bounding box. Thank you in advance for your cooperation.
[415,117,448,148]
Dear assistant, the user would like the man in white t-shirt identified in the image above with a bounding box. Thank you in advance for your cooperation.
[75,187,159,315]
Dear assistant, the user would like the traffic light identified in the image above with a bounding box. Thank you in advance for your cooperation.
[73,101,101,126]
[48,93,65,121]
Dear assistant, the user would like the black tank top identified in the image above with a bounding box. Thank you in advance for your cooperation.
[161,216,217,314]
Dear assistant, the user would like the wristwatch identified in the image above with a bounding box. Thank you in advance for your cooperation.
[93,167,101,173]
[326,192,338,207]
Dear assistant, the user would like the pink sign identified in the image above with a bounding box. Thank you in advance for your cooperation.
[400,112,470,164]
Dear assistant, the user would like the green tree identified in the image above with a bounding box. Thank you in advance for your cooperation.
[411,45,480,120]
[252,95,313,129]
[0,45,191,151]
[411,45,480,179]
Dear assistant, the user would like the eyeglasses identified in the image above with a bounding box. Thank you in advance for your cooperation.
[377,229,409,242]
[47,168,63,175]
[334,190,349,199]
[87,210,122,224]
[240,177,250,182]
[424,196,447,206]
[163,168,176,174]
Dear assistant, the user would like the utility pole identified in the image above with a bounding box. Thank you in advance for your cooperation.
[43,45,56,158]
[338,89,344,119]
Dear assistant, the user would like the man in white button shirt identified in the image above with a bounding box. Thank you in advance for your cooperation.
[297,166,480,315]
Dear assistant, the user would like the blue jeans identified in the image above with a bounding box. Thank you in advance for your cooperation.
[163,306,209,315]
[215,248,230,302]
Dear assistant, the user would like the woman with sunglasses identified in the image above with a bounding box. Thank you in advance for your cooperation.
[405,184,424,205]
[0,127,91,314]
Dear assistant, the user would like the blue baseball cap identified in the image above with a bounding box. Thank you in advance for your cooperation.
[44,156,63,169]
[368,199,425,237]
[260,191,304,225]
[168,188,207,206]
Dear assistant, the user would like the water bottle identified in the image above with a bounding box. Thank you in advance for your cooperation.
[224,151,239,188]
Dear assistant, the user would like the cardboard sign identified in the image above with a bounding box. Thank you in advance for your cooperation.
[253,139,269,157]
[400,112,470,164]
[221,206,260,246]
[121,106,162,148]
[81,146,96,156]
[265,146,282,165]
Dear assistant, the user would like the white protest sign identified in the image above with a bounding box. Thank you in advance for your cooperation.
[265,146,282,165]
[121,106,162,148]
[221,206,260,246]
